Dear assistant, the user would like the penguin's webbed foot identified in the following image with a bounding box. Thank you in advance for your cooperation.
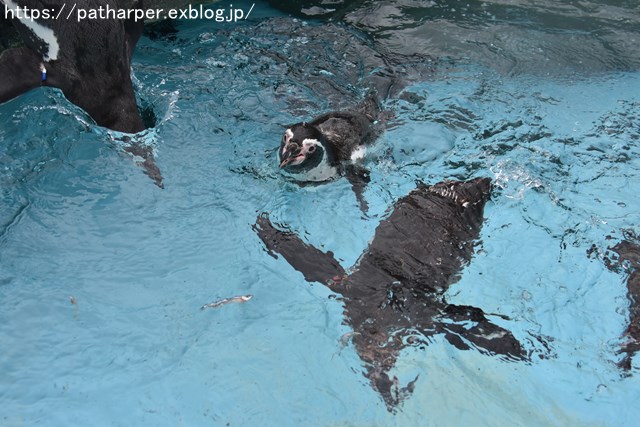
[123,143,164,189]
[438,304,527,362]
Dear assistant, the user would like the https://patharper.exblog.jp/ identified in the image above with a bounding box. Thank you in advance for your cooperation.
[3,2,255,23]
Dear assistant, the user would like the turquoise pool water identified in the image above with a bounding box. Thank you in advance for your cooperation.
[1,1,639,425]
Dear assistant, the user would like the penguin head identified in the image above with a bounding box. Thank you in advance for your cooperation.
[279,123,326,171]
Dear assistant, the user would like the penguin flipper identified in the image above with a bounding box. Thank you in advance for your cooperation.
[0,47,42,104]
[344,164,370,214]
[436,304,527,362]
[253,213,345,290]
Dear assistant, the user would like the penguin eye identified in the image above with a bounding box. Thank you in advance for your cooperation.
[308,145,316,153]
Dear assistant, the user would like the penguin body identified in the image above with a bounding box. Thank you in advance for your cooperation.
[0,1,165,187]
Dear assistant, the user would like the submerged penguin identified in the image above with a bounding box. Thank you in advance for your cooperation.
[278,94,386,212]
[0,0,163,186]
[254,177,529,410]
[602,232,640,371]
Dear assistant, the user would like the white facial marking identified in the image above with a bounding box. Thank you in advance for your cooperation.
[282,128,294,156]
[301,138,320,152]
[284,128,293,143]
[5,0,60,60]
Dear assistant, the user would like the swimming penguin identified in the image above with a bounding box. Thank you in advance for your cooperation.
[254,177,529,410]
[278,94,386,212]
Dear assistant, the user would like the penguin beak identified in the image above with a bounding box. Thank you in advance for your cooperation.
[280,144,301,168]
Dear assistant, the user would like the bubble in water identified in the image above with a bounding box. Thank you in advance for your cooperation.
[490,159,542,199]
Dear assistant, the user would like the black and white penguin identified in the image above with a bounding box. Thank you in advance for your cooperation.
[278,94,385,211]
[0,0,164,186]
[0,0,145,132]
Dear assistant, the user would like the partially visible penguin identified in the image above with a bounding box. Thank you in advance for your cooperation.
[0,0,144,132]
[278,94,387,212]
[601,232,640,371]
[0,0,163,187]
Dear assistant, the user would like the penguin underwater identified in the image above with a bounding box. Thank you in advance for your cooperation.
[601,233,640,371]
[0,0,163,186]
[278,94,386,212]
[254,177,528,410]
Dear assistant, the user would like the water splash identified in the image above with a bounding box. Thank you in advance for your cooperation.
[490,159,543,199]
